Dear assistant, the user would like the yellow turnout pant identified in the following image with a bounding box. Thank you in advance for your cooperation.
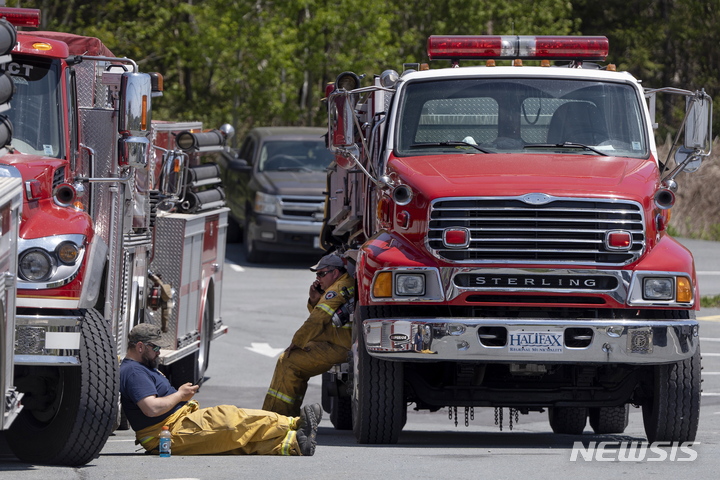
[136,401,301,455]
[263,341,348,416]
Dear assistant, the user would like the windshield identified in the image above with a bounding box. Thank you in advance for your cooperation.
[396,77,648,158]
[5,55,63,158]
[258,139,333,172]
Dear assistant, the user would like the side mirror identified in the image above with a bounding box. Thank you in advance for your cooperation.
[228,158,251,172]
[328,90,359,170]
[118,72,152,167]
[674,146,703,173]
[684,92,712,151]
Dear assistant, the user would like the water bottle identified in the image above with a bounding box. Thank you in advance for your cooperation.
[159,425,172,457]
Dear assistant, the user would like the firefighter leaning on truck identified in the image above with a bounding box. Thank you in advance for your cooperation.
[263,253,356,416]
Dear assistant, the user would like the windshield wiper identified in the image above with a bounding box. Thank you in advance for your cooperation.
[408,141,489,153]
[524,142,608,156]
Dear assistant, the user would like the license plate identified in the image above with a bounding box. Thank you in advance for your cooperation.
[508,330,564,354]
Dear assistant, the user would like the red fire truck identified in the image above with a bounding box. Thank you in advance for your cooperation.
[321,36,710,444]
[0,164,23,432]
[0,7,231,465]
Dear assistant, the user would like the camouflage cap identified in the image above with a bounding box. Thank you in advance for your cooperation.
[310,253,345,272]
[128,323,170,348]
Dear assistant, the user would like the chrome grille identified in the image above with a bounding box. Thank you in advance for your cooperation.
[428,196,645,265]
[278,196,324,221]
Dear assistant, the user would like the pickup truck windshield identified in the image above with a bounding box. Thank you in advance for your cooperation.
[258,139,333,172]
[396,77,648,158]
[5,55,63,158]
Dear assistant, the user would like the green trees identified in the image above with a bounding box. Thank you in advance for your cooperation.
[8,0,720,140]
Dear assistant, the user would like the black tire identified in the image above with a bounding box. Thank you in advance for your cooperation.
[227,216,242,243]
[330,395,353,430]
[548,407,588,435]
[243,217,266,263]
[589,405,630,434]
[642,349,701,443]
[352,309,405,444]
[8,308,118,466]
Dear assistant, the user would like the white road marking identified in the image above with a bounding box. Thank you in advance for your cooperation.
[245,342,284,358]
[701,372,720,375]
[702,338,720,341]
[703,353,720,356]
[702,393,720,396]
[228,263,245,272]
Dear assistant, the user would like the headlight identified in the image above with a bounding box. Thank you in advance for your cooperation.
[395,274,425,296]
[19,249,53,281]
[643,277,674,300]
[253,192,278,215]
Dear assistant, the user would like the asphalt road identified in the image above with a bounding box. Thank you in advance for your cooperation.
[2,238,719,479]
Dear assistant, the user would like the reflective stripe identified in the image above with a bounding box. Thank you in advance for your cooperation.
[281,430,297,456]
[139,436,155,445]
[267,388,296,405]
[317,303,335,316]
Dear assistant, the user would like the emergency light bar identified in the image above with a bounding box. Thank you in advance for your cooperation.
[0,7,41,28]
[427,35,609,61]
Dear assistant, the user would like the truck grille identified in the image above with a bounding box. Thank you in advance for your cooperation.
[278,196,324,221]
[428,196,645,265]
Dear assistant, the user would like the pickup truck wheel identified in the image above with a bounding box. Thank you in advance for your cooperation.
[548,407,588,435]
[589,405,629,434]
[8,308,118,466]
[642,348,701,443]
[352,312,405,444]
[227,216,242,243]
[243,217,266,263]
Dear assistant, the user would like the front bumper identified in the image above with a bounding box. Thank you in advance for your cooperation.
[362,317,698,364]
[252,214,323,252]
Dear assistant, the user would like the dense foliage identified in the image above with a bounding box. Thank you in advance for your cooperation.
[8,1,720,239]
[12,0,718,142]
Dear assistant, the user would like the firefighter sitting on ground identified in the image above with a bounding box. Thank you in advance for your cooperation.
[120,323,322,456]
[263,252,355,416]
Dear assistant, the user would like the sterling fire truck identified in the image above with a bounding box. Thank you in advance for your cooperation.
[0,8,231,465]
[321,35,711,444]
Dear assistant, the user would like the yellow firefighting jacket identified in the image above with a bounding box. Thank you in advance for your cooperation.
[291,273,355,349]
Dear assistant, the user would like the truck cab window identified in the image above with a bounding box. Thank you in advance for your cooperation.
[6,55,63,158]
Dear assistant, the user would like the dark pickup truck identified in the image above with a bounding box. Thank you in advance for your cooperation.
[218,127,332,262]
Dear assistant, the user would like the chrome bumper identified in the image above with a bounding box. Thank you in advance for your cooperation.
[362,317,699,364]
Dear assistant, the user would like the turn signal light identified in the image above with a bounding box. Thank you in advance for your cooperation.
[676,277,692,303]
[373,272,393,298]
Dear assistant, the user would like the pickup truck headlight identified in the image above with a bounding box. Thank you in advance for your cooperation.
[253,192,278,216]
[643,277,674,300]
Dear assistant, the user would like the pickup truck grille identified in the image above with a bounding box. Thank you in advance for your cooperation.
[428,196,645,265]
[278,195,324,221]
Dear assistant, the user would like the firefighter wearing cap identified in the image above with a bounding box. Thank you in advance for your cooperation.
[262,253,355,416]
[120,323,322,456]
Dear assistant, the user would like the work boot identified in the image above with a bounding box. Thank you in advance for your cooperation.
[297,403,322,456]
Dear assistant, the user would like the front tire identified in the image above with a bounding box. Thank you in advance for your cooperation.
[352,308,405,444]
[642,349,701,443]
[243,217,266,263]
[8,308,118,466]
